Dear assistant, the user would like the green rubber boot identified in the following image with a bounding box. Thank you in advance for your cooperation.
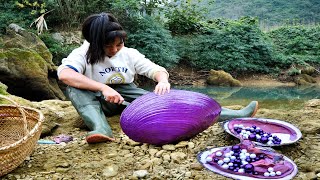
[218,101,259,122]
[79,105,115,143]
[66,87,115,143]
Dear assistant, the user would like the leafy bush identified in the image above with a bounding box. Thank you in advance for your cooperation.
[176,18,278,74]
[125,16,179,68]
[0,0,34,34]
[267,25,320,67]
[45,0,113,29]
[164,0,208,35]
[39,33,77,65]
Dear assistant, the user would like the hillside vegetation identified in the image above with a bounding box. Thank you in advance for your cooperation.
[0,0,319,77]
[207,0,320,28]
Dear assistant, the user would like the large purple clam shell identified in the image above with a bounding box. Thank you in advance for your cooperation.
[197,141,298,180]
[224,118,302,146]
[120,89,221,145]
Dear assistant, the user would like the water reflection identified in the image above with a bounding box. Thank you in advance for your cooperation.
[172,85,320,110]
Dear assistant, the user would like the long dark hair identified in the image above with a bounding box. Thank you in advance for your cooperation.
[82,12,127,64]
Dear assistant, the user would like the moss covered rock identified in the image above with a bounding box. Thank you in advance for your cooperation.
[0,24,65,101]
[206,69,242,86]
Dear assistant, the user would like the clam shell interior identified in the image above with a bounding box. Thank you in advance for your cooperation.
[197,144,298,180]
[224,118,302,146]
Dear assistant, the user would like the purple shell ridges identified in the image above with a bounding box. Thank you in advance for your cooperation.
[120,89,221,145]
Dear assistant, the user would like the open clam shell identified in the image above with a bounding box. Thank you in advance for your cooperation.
[224,118,302,146]
[197,140,298,180]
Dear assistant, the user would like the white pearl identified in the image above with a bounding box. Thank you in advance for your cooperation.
[228,162,233,166]
[216,151,222,157]
[245,153,250,157]
[268,137,274,141]
[224,153,231,158]
[223,158,230,163]
[256,135,261,139]
[238,169,244,173]
[270,172,276,176]
[267,141,273,145]
[240,155,246,160]
[206,157,213,162]
[230,156,236,160]
[241,161,248,165]
[241,149,247,153]
[256,127,261,130]
[268,167,274,172]
[239,124,244,128]
[263,133,268,136]
[250,127,254,131]
[264,172,270,177]
[241,130,246,134]
[222,164,229,169]
[276,171,282,175]
[230,151,234,155]
[218,160,224,165]
[250,154,256,158]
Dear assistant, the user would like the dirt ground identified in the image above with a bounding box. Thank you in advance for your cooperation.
[1,74,320,180]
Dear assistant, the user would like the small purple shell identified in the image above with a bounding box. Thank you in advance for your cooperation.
[120,89,221,145]
[53,134,73,144]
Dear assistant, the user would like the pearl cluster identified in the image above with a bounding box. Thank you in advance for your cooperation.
[206,145,283,177]
[233,124,282,145]
[264,167,282,177]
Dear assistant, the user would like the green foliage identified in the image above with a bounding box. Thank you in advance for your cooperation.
[0,0,34,34]
[125,16,179,68]
[164,0,210,35]
[38,33,77,65]
[176,18,278,74]
[267,26,320,67]
[16,0,47,15]
[207,0,320,27]
[45,0,113,29]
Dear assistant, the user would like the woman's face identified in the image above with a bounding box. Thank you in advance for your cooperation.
[104,37,124,57]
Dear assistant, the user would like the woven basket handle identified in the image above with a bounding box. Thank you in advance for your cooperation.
[0,94,29,135]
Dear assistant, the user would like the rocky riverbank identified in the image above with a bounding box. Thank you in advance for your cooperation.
[1,97,320,180]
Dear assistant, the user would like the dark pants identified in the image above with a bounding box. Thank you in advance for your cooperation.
[65,83,149,137]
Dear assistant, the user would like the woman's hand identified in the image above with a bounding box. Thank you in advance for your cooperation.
[100,85,124,104]
[154,71,170,95]
[154,81,170,95]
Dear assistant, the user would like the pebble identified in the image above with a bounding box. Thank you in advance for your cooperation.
[175,141,189,148]
[133,170,148,178]
[170,152,187,163]
[148,148,158,157]
[102,165,118,177]
[188,142,195,149]
[162,144,176,151]
[155,150,164,157]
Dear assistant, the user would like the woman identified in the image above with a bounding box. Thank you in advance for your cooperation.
[58,12,258,144]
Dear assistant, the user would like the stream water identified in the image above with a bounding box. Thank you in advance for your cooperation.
[171,85,320,110]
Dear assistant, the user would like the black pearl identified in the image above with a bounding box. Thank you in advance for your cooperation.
[248,134,256,141]
[244,164,254,173]
[232,145,241,152]
[260,136,268,144]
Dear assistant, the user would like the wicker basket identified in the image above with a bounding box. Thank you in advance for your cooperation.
[0,95,44,177]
